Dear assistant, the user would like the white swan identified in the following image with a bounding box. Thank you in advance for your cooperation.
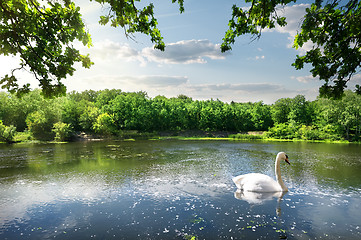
[233,152,290,192]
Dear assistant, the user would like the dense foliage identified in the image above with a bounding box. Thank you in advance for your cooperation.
[0,89,361,142]
[222,0,361,98]
[0,120,16,143]
[0,0,93,97]
[1,0,360,98]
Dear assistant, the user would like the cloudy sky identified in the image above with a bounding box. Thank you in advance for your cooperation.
[2,0,359,103]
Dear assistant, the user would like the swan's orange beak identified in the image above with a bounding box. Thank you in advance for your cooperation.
[285,158,290,165]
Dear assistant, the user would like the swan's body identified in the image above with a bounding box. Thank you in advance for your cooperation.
[233,152,290,192]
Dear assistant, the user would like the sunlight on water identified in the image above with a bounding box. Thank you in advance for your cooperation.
[0,140,361,239]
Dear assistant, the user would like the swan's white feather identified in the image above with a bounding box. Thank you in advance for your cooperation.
[233,173,282,192]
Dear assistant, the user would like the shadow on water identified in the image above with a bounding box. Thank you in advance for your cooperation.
[0,140,361,239]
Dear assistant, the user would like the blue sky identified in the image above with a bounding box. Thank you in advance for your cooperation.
[2,0,360,103]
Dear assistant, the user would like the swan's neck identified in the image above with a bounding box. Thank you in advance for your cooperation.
[275,157,288,192]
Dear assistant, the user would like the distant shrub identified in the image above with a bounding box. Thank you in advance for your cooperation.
[298,125,321,140]
[26,110,57,140]
[0,120,16,143]
[13,131,32,142]
[93,113,117,135]
[53,122,73,141]
[266,123,344,141]
[266,123,300,139]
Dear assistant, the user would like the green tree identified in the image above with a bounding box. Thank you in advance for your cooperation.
[288,95,313,125]
[0,120,16,143]
[106,91,153,131]
[232,103,253,132]
[79,104,100,132]
[167,97,189,130]
[68,90,99,103]
[314,90,361,140]
[0,89,63,131]
[271,98,292,124]
[52,122,73,141]
[249,101,273,131]
[266,122,300,139]
[292,1,361,99]
[0,0,184,97]
[25,96,62,140]
[95,89,122,109]
[0,92,12,126]
[151,95,172,131]
[221,0,361,98]
[93,113,116,135]
[0,0,93,97]
[61,97,93,132]
[2,1,359,98]
[337,91,361,140]
[186,100,202,130]
[198,99,225,131]
[26,110,56,140]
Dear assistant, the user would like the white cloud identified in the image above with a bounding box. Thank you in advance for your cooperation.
[196,82,284,93]
[78,1,101,16]
[293,73,361,85]
[82,40,146,65]
[292,75,318,83]
[186,82,314,103]
[273,4,309,36]
[69,74,188,91]
[350,74,361,84]
[247,55,265,61]
[238,4,312,53]
[79,39,229,66]
[142,39,229,64]
[127,75,189,87]
[265,4,313,53]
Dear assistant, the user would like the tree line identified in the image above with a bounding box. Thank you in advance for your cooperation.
[0,89,360,143]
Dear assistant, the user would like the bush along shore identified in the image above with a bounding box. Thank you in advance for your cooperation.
[1,89,361,144]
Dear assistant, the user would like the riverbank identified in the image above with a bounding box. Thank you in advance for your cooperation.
[1,130,354,145]
[151,133,351,144]
[67,131,356,144]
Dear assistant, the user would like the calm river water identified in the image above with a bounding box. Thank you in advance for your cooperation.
[0,140,361,239]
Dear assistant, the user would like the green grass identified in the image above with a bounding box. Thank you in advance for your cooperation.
[229,133,265,140]
[8,130,356,145]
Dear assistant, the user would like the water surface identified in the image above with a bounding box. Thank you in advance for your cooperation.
[0,140,360,239]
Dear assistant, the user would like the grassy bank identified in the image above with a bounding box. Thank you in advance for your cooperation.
[1,130,354,145]
[228,133,351,144]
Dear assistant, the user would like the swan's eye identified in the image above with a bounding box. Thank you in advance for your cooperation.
[285,154,288,159]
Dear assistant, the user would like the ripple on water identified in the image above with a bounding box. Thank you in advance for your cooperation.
[1,141,361,239]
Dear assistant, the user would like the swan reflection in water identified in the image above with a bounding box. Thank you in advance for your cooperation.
[234,188,288,239]
[234,189,287,206]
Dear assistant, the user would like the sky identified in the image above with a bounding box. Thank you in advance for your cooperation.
[1,0,360,104]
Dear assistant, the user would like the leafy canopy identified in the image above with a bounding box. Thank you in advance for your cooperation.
[292,0,361,99]
[221,0,361,99]
[0,0,93,97]
[0,0,360,99]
